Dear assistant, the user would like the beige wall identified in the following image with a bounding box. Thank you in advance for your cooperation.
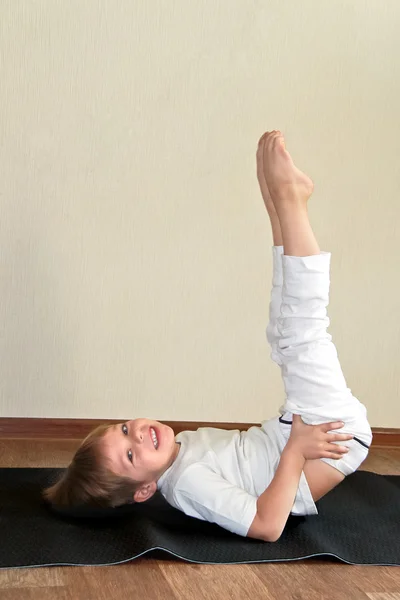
[0,1,399,426]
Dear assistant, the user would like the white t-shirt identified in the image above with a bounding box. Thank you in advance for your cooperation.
[157,417,317,537]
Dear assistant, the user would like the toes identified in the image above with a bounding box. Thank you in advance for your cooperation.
[256,137,265,159]
[265,131,278,151]
[265,133,273,148]
[272,132,285,150]
[257,132,267,148]
[259,130,285,153]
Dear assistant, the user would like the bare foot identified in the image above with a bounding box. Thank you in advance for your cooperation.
[261,131,314,211]
[256,133,277,219]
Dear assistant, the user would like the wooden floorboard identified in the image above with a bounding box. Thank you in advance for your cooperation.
[0,439,399,599]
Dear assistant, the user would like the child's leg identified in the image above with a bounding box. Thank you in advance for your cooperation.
[261,131,372,500]
[257,134,285,364]
[258,133,318,366]
[265,245,284,365]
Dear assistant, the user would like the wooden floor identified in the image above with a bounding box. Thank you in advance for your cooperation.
[0,439,399,600]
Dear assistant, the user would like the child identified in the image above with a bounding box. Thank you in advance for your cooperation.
[44,131,372,542]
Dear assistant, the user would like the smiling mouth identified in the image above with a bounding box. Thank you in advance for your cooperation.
[150,427,159,449]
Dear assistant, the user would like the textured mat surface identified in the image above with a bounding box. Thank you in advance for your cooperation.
[0,469,399,569]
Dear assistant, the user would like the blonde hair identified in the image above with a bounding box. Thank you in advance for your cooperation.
[43,424,139,508]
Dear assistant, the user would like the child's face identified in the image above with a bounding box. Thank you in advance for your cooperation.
[100,418,180,501]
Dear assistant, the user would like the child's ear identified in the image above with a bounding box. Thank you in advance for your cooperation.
[133,481,157,503]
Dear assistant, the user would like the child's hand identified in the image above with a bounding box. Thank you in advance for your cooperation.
[287,415,354,461]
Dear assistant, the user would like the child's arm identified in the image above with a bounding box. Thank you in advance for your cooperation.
[248,416,353,542]
[247,442,306,542]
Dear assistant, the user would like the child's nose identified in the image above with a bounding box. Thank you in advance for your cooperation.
[135,429,144,443]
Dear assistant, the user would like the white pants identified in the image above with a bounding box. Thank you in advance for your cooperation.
[266,246,372,477]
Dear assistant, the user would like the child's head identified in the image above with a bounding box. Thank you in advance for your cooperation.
[43,419,180,508]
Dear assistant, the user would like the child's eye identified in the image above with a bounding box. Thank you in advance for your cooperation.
[122,424,128,435]
[127,449,133,463]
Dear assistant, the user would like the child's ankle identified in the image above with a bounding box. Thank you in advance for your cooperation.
[273,192,308,218]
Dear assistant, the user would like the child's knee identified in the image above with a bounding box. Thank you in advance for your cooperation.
[331,437,371,476]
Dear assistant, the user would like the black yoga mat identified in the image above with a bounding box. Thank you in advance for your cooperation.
[0,468,399,569]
